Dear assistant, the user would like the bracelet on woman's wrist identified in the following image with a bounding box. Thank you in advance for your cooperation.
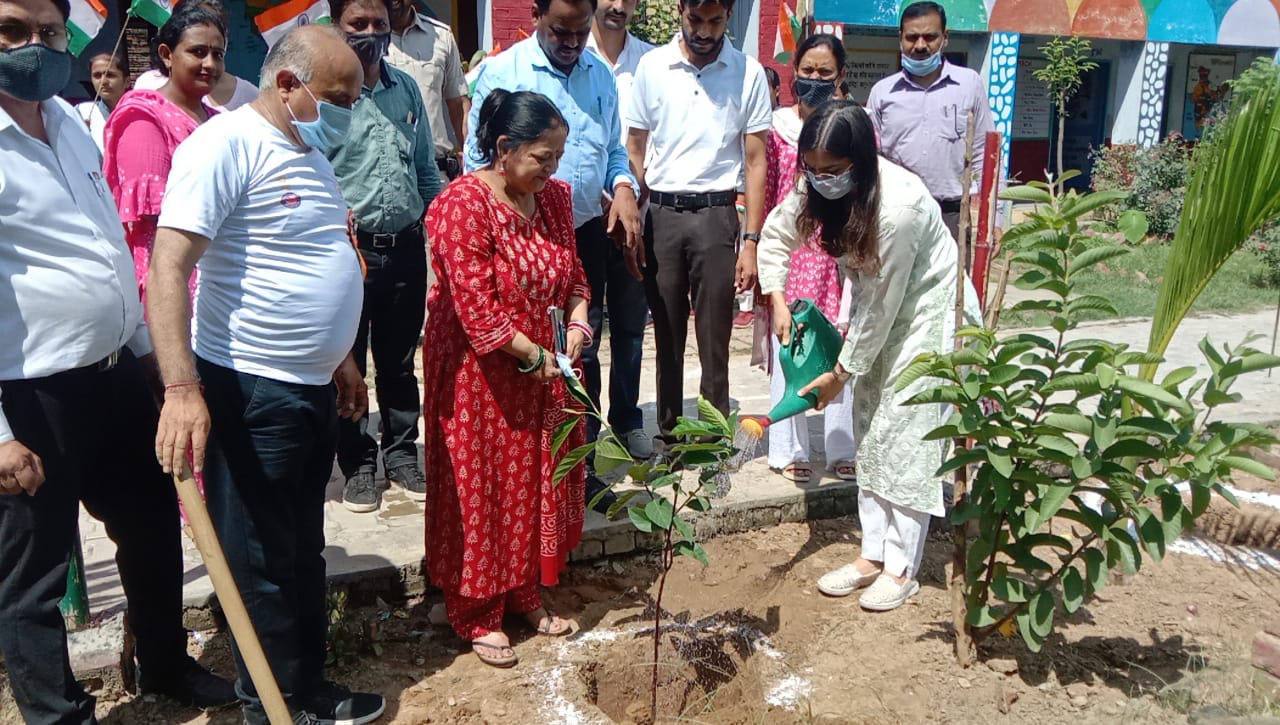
[517,346,546,374]
[567,320,594,348]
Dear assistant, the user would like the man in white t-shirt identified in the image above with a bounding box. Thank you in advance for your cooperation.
[147,25,385,725]
[626,0,771,460]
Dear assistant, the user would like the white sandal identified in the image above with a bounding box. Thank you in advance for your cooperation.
[817,563,880,597]
[858,574,920,611]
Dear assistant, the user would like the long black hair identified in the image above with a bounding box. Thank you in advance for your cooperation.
[797,99,881,274]
[473,89,568,165]
[151,0,228,75]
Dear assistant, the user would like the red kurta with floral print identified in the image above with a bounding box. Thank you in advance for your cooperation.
[423,175,588,602]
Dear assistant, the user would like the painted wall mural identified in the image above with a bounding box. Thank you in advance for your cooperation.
[815,0,1280,47]
[985,31,1022,181]
[1137,41,1171,147]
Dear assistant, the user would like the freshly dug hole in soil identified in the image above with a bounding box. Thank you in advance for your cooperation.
[1192,495,1280,549]
[577,617,774,724]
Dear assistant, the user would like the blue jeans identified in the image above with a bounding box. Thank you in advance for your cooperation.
[575,216,647,444]
[198,358,336,721]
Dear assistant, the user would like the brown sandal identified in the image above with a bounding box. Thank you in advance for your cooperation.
[832,460,857,481]
[523,609,573,637]
[471,639,517,668]
[780,463,812,483]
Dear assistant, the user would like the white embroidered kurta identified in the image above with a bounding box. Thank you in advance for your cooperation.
[759,159,975,517]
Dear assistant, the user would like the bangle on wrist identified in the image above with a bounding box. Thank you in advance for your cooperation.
[567,320,593,347]
[832,365,852,383]
[517,346,546,374]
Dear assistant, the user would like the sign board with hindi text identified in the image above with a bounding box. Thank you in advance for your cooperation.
[843,48,900,105]
[1014,58,1052,140]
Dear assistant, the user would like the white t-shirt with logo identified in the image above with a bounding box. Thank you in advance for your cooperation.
[158,105,363,386]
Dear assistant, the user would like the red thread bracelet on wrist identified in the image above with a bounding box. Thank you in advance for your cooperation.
[164,381,204,393]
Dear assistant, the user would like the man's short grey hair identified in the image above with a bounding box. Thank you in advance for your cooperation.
[259,25,343,90]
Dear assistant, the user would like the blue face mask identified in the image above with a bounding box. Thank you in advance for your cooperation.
[289,81,353,152]
[900,51,942,77]
[805,169,854,200]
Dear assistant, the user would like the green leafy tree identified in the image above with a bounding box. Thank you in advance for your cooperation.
[552,377,735,720]
[629,0,680,44]
[1146,59,1280,374]
[1033,36,1099,177]
[899,175,1280,662]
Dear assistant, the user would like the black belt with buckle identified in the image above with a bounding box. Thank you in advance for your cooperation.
[650,190,737,211]
[935,198,962,214]
[355,223,422,250]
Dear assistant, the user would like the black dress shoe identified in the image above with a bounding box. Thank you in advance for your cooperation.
[585,474,618,516]
[138,656,237,709]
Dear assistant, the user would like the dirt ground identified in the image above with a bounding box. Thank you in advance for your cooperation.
[5,504,1277,725]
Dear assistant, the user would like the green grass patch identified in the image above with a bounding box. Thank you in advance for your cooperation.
[1003,243,1279,327]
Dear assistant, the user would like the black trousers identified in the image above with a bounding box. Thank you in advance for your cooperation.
[642,202,739,446]
[0,351,187,725]
[336,225,428,478]
[198,359,336,721]
[576,217,647,445]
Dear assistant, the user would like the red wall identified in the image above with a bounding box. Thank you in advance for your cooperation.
[756,0,794,106]
[492,0,532,51]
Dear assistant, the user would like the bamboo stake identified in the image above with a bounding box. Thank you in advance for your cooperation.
[951,110,978,668]
[173,468,293,725]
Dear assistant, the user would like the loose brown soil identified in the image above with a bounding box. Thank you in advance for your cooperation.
[4,507,1277,725]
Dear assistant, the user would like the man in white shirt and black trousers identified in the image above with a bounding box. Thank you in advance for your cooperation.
[147,25,385,725]
[626,0,771,461]
[0,0,235,720]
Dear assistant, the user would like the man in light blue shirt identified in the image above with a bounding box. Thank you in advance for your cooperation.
[466,0,644,516]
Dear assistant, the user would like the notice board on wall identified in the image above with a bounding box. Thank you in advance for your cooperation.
[843,48,901,105]
[1014,58,1052,140]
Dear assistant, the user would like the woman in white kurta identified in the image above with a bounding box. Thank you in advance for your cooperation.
[758,100,959,611]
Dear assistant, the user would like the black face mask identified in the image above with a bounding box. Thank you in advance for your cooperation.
[793,77,837,108]
[0,44,71,102]
[346,31,391,67]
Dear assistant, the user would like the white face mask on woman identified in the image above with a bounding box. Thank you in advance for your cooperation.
[805,169,854,200]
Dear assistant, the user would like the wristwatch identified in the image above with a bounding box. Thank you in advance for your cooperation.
[742,232,761,243]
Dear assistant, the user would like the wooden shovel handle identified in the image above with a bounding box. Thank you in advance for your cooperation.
[173,469,294,725]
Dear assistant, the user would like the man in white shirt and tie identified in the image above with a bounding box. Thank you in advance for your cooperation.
[0,0,234,719]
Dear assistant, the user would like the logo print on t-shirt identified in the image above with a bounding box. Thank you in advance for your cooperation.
[281,192,302,209]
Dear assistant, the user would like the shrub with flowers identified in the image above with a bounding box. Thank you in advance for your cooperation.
[1253,222,1280,289]
[1091,134,1191,238]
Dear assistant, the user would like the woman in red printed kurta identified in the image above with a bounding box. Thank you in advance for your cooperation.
[423,90,589,668]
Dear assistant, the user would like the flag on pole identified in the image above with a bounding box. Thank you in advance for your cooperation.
[68,0,107,55]
[254,0,331,49]
[129,0,172,27]
[773,0,800,64]
[464,41,502,97]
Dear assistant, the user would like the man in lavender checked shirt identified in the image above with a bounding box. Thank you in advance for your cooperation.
[867,1,994,245]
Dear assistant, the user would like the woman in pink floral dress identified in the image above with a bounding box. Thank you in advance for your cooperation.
[103,2,225,305]
[763,34,857,483]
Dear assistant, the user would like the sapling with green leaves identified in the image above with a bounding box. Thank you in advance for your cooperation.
[551,374,736,720]
[1033,36,1099,177]
[899,174,1280,661]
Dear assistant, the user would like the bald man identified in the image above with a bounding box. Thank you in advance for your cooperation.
[148,25,385,725]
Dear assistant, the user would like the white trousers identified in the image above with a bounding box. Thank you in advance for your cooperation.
[859,487,931,579]
[766,335,856,468]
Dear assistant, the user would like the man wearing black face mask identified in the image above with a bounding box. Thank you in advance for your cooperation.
[327,0,442,514]
[0,0,238,719]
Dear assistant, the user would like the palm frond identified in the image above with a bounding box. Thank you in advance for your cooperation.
[1143,59,1280,380]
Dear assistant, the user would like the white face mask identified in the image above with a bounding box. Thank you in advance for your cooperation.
[806,169,854,200]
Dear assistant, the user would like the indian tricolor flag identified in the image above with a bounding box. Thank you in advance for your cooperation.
[773,0,800,64]
[129,0,172,27]
[68,0,106,55]
[254,0,331,50]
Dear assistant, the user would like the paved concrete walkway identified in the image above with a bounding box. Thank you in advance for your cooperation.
[75,307,1280,620]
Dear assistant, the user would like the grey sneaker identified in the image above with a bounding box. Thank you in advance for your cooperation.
[342,471,380,513]
[386,464,426,502]
[307,681,386,725]
[620,428,654,459]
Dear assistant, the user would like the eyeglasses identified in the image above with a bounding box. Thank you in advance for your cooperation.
[0,20,70,51]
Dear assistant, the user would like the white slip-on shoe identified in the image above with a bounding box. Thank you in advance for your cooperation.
[858,574,921,611]
[817,563,880,597]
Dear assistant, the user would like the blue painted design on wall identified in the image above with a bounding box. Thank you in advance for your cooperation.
[1148,0,1219,42]
[1136,42,1170,147]
[986,32,1020,182]
[819,0,900,27]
